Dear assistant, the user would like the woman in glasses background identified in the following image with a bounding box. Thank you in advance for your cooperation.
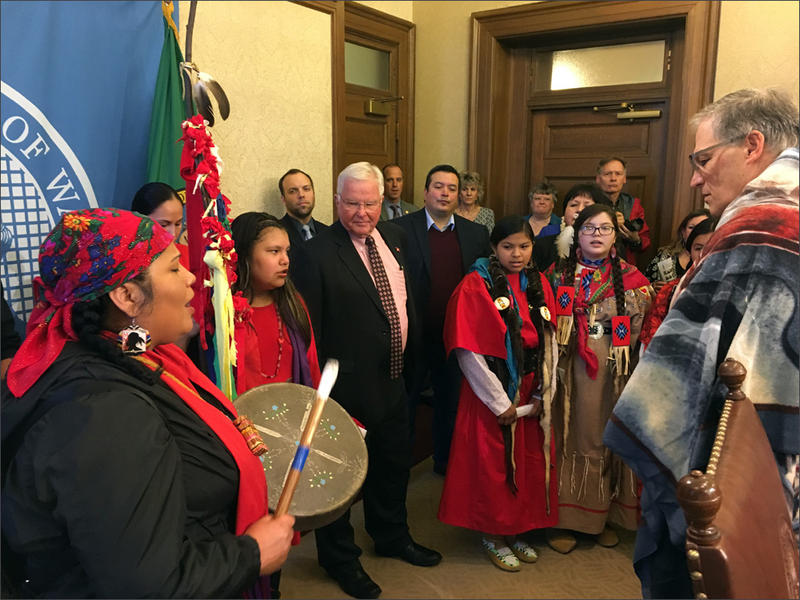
[544,204,652,554]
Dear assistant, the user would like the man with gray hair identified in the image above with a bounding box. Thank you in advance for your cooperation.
[604,88,799,597]
[295,162,441,599]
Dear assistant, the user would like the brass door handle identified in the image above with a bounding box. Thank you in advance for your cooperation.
[593,102,661,120]
[365,96,405,116]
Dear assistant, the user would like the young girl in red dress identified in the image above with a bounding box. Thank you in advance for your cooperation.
[438,215,559,572]
[231,212,320,393]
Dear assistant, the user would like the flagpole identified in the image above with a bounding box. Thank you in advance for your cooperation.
[182,0,197,120]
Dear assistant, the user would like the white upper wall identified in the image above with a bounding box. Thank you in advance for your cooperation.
[715,1,799,102]
[178,1,333,223]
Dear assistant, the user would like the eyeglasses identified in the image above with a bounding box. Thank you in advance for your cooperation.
[688,136,744,173]
[579,224,615,236]
[341,200,380,211]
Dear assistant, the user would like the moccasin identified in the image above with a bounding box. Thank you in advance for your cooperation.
[546,529,577,554]
[482,538,520,572]
[505,538,538,563]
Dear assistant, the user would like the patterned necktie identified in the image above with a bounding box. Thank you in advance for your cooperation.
[365,235,403,379]
[391,204,401,219]
[301,224,312,241]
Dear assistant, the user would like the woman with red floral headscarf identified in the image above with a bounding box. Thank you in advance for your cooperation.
[2,208,294,597]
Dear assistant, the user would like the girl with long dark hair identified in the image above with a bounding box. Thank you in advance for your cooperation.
[438,215,559,572]
[230,212,320,393]
[545,203,652,553]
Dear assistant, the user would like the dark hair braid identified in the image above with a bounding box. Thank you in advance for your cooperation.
[488,254,523,372]
[559,252,579,288]
[70,297,160,384]
[524,258,547,382]
[610,253,627,317]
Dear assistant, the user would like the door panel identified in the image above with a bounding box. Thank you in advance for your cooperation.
[343,4,414,196]
[530,100,667,268]
[344,87,394,165]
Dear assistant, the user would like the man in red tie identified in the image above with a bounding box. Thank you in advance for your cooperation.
[294,162,441,599]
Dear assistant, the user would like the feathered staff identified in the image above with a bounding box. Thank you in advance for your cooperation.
[179,1,230,127]
[178,2,239,397]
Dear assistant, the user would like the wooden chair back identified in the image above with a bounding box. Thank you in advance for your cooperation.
[677,358,799,599]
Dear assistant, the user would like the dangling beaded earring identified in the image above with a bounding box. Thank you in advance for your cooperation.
[118,319,151,354]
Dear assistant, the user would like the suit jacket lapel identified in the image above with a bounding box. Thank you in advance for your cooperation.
[454,215,476,272]
[411,209,432,275]
[377,222,403,269]
[331,222,386,317]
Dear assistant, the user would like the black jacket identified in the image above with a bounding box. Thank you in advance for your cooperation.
[1,343,260,598]
[280,214,328,281]
[294,220,416,427]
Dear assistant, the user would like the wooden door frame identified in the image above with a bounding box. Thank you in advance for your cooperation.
[344,2,416,196]
[468,0,720,238]
[296,1,415,202]
[295,0,346,203]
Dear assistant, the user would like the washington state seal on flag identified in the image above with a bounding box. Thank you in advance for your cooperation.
[1,81,96,320]
[0,2,164,323]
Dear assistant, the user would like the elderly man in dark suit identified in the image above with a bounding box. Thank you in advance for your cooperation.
[277,168,327,278]
[394,164,491,476]
[294,162,441,599]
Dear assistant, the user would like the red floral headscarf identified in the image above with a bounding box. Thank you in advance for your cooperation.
[7,208,173,397]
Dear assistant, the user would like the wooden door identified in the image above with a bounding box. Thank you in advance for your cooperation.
[343,3,414,193]
[530,100,668,268]
[468,1,720,273]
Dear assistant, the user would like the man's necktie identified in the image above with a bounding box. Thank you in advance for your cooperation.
[391,204,401,219]
[301,224,312,241]
[365,235,403,379]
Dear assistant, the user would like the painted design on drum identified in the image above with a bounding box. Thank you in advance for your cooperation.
[234,382,368,530]
[267,402,290,419]
[309,470,335,488]
[259,452,274,471]
[319,417,341,441]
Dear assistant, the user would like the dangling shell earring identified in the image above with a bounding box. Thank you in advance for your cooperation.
[118,319,151,354]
